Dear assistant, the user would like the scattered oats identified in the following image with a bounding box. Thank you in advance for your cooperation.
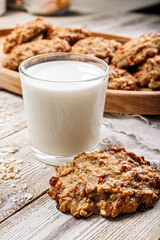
[14,174,20,179]
[3,175,9,180]
[12,122,20,127]
[16,159,23,164]
[24,193,33,200]
[0,147,18,153]
[0,148,8,153]
[8,157,16,162]
[8,172,16,178]
[13,165,19,174]
[24,193,29,198]
[11,183,16,188]
[9,148,19,154]
[11,197,17,202]
[19,190,22,193]
[21,183,28,190]
[0,174,4,179]
[0,148,21,181]
[3,158,13,164]
[7,165,13,173]
[27,193,33,200]
[0,166,6,173]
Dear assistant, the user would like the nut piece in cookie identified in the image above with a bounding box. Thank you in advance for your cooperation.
[3,17,52,53]
[48,146,160,218]
[112,33,160,68]
[46,27,91,45]
[71,37,121,63]
[108,65,138,90]
[3,38,71,71]
[134,55,160,90]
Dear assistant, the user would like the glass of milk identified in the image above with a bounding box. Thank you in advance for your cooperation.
[19,53,109,165]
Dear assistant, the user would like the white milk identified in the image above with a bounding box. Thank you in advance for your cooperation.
[21,61,107,157]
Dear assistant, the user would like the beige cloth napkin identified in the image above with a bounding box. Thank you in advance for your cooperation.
[100,114,160,170]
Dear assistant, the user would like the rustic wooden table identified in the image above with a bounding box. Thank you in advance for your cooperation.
[0,7,160,240]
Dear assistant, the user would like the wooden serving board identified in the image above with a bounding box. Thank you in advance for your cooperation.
[0,29,160,115]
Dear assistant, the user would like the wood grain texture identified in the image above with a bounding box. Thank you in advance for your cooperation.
[1,193,160,240]
[0,91,25,139]
[0,36,22,95]
[0,127,56,222]
[0,67,21,95]
[0,29,160,115]
[105,89,160,114]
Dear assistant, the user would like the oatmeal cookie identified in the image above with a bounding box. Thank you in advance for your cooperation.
[108,65,138,90]
[46,27,91,45]
[48,146,160,218]
[134,55,160,90]
[112,33,160,68]
[71,37,121,63]
[3,38,71,70]
[3,17,52,53]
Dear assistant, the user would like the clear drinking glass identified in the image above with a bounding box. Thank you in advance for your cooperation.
[19,53,109,165]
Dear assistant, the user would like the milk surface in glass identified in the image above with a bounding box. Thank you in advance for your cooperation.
[20,60,108,163]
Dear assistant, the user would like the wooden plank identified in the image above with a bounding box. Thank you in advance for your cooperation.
[1,193,160,240]
[0,67,21,95]
[105,89,160,115]
[90,31,130,43]
[0,128,56,222]
[0,91,25,139]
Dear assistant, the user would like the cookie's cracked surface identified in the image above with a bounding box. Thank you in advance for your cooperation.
[46,27,91,45]
[112,33,160,68]
[108,65,138,90]
[134,55,160,89]
[71,37,121,63]
[3,38,71,70]
[3,17,52,53]
[48,146,160,218]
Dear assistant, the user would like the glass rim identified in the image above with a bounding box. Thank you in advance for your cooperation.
[19,52,110,84]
